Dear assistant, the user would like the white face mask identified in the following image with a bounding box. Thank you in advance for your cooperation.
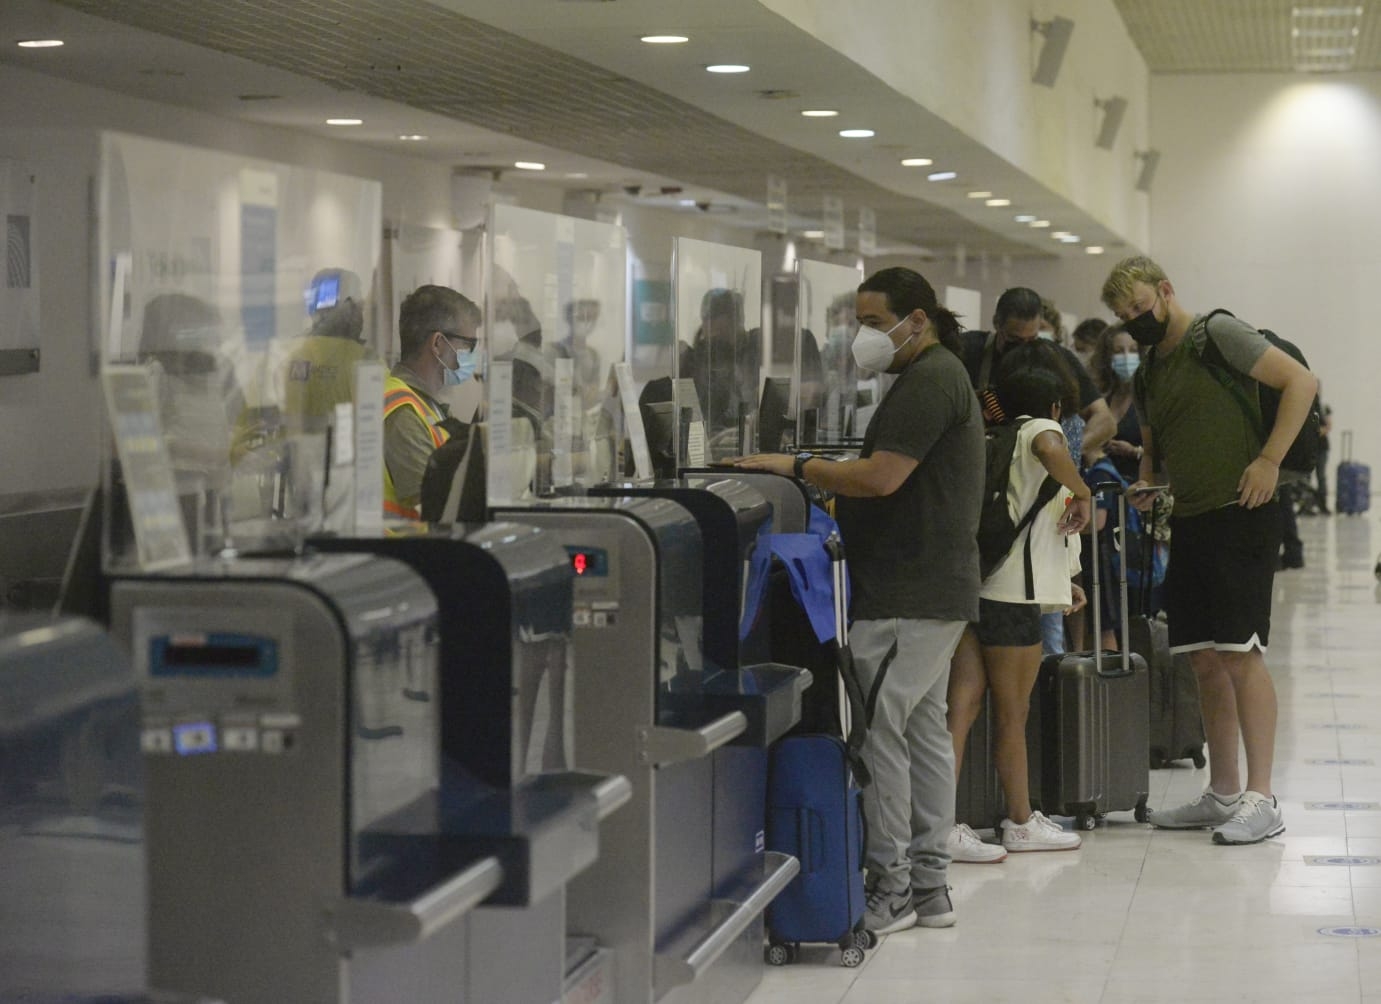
[488,320,519,358]
[851,317,914,372]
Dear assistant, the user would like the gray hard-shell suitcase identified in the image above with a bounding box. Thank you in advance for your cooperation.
[1128,500,1206,771]
[1034,484,1150,830]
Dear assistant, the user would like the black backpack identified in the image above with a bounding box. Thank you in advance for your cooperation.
[977,418,1061,596]
[1146,309,1320,479]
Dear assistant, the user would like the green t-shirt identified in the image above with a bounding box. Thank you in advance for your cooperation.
[1134,313,1270,517]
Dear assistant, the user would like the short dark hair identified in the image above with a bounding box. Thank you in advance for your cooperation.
[994,340,1079,419]
[993,287,1042,329]
[857,266,963,356]
[398,285,480,360]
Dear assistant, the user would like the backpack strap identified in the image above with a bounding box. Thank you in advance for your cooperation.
[1015,475,1061,601]
[1191,310,1266,443]
[977,331,998,389]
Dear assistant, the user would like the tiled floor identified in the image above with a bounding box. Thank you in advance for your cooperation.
[746,511,1381,1004]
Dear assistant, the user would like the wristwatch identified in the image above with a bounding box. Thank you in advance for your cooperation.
[793,451,813,481]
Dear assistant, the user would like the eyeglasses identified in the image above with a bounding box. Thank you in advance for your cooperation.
[439,330,478,353]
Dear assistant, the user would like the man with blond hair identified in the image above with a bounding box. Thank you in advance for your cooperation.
[1101,255,1317,844]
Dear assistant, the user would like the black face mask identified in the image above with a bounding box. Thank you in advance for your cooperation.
[1125,295,1169,347]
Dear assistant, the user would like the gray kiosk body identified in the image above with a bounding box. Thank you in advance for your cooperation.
[0,615,212,1003]
[494,496,801,1004]
[110,554,507,1004]
[677,469,812,534]
[307,522,631,1004]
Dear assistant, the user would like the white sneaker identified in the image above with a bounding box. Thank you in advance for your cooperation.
[947,822,1008,863]
[1212,791,1286,845]
[1001,810,1082,852]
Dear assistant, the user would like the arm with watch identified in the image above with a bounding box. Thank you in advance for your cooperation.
[735,448,919,499]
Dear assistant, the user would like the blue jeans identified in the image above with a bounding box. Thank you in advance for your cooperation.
[1040,610,1066,656]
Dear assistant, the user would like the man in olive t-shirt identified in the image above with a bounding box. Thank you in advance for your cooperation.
[737,267,983,935]
[1103,255,1317,847]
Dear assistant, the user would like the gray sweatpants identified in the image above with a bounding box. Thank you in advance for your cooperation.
[851,617,965,893]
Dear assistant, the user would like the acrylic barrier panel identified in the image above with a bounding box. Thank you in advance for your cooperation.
[98,132,382,565]
[486,203,627,501]
[0,158,39,372]
[672,237,762,464]
[797,259,864,447]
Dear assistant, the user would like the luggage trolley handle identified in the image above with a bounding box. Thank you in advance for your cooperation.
[1342,429,1354,463]
[1090,481,1132,679]
[825,531,872,787]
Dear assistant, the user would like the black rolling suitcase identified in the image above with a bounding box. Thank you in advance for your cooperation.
[1128,502,1206,771]
[1034,484,1150,831]
[955,691,1002,832]
[765,531,875,968]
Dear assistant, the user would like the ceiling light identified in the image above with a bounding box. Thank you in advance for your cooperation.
[802,109,839,117]
[514,161,546,171]
[967,191,993,199]
[901,157,933,167]
[985,198,1012,207]
[1030,220,1051,228]
[803,230,825,239]
[839,129,875,138]
[565,172,589,179]
[17,39,64,48]
[679,199,697,206]
[326,118,362,126]
[1015,214,1037,223]
[1086,246,1106,255]
[398,134,428,141]
[641,35,688,44]
[1060,235,1081,243]
[927,171,957,181]
[1051,231,1071,238]
[706,64,750,73]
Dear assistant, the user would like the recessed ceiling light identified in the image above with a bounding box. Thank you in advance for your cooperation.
[17,39,63,48]
[927,171,957,181]
[679,199,697,206]
[514,161,546,171]
[1086,246,1106,255]
[1030,219,1051,228]
[398,134,428,141]
[985,198,1012,207]
[1015,214,1037,223]
[802,109,839,117]
[326,118,362,126]
[1051,231,1071,238]
[565,172,589,179]
[706,64,750,73]
[839,129,875,138]
[641,35,688,44]
[803,230,825,239]
[967,191,993,199]
[1061,235,1081,243]
[901,157,933,167]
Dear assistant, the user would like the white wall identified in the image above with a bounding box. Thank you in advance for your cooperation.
[1151,72,1381,483]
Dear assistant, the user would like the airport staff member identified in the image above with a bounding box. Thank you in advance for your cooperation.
[737,266,984,936]
[384,284,482,519]
[282,268,372,434]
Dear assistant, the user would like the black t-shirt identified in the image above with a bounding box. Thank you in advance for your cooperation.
[959,330,1100,412]
[834,343,984,622]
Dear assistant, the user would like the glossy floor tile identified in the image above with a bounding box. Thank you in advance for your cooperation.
[746,512,1381,1004]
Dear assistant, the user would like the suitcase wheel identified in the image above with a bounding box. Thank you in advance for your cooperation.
[765,943,792,966]
[1188,746,1207,770]
[1075,811,1097,831]
[1134,792,1150,824]
[840,946,866,968]
[851,928,878,950]
[1149,749,1167,771]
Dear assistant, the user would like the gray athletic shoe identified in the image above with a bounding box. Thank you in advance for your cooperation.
[1213,792,1286,845]
[912,884,957,928]
[1150,789,1241,830]
[863,886,916,935]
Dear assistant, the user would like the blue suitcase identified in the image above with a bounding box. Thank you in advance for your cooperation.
[764,734,872,966]
[1336,431,1371,515]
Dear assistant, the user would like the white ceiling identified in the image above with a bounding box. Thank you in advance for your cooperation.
[2,1,1362,260]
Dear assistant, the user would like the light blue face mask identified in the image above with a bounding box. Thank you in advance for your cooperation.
[438,338,478,386]
[1111,351,1140,382]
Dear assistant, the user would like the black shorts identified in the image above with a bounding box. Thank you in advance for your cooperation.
[1165,501,1281,654]
[975,598,1042,647]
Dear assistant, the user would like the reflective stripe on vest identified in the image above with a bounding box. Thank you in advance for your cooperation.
[382,376,450,519]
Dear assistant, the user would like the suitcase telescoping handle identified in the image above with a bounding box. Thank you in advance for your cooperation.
[1343,429,1354,463]
[1090,481,1133,678]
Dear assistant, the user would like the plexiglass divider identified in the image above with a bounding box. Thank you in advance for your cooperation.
[483,204,628,505]
[668,238,762,468]
[97,132,383,570]
[795,259,865,449]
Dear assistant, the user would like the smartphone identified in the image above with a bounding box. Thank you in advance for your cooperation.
[1127,484,1169,496]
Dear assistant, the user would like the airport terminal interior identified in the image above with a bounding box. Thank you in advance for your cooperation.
[2,2,1381,1003]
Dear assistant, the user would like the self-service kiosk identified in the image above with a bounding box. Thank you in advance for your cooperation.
[496,494,805,1004]
[108,554,519,1004]
[0,616,213,1003]
[307,522,630,1004]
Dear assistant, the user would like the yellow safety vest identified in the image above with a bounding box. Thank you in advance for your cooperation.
[382,375,450,520]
